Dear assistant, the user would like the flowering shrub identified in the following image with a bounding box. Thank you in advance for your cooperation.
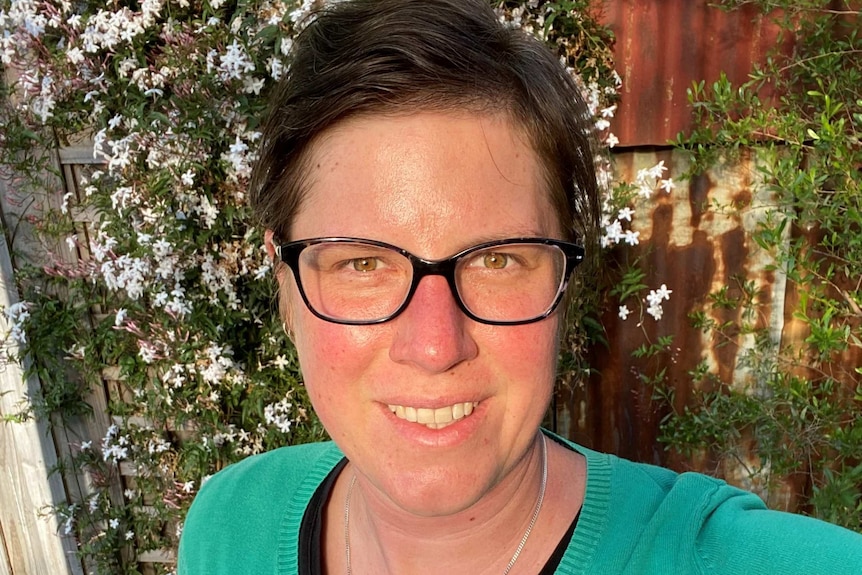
[0,0,678,571]
[1,0,329,571]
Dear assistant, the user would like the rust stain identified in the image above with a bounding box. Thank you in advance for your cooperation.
[600,0,789,146]
[557,149,791,469]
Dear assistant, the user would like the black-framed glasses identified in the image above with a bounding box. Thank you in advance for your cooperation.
[275,237,585,326]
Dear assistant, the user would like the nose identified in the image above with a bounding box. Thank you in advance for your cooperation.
[388,275,479,373]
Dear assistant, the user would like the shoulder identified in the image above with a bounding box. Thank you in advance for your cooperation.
[607,457,862,574]
[198,440,341,495]
[178,441,344,574]
[695,487,862,574]
[549,434,862,574]
[187,440,342,515]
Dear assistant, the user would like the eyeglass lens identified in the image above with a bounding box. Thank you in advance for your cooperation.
[295,241,567,323]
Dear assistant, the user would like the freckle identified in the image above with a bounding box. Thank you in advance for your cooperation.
[469,516,476,522]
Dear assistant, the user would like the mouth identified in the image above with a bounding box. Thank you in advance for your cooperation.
[386,401,479,430]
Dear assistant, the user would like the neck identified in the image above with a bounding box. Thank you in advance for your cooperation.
[342,434,554,575]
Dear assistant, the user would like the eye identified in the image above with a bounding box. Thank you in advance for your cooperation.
[351,257,379,272]
[482,252,509,269]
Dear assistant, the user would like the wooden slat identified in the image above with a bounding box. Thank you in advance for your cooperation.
[58,146,101,166]
[70,205,99,224]
[138,549,174,563]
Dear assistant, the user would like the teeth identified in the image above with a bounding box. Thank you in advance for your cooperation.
[387,402,479,430]
[404,406,417,423]
[452,403,464,420]
[416,408,435,424]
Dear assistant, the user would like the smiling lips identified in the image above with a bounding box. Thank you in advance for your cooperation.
[387,402,479,430]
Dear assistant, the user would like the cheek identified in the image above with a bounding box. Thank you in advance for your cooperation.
[295,320,389,448]
[295,317,384,396]
[474,318,561,417]
[486,317,560,370]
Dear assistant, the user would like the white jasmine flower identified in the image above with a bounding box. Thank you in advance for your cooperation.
[648,161,667,179]
[139,343,158,364]
[653,284,673,302]
[660,178,675,193]
[148,437,170,454]
[62,513,74,535]
[637,183,653,199]
[646,303,664,321]
[267,56,284,81]
[618,305,631,320]
[617,207,634,222]
[154,291,169,307]
[66,46,84,64]
[242,76,265,95]
[181,169,195,187]
[264,397,295,434]
[218,40,255,82]
[601,219,624,247]
[600,105,617,118]
[3,301,30,344]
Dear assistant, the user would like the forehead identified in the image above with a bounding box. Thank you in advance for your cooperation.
[291,111,560,256]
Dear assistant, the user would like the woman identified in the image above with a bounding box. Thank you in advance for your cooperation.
[178,0,862,573]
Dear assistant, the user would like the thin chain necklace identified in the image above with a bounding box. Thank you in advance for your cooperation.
[344,434,548,575]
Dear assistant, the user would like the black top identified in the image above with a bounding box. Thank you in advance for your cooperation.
[298,460,580,574]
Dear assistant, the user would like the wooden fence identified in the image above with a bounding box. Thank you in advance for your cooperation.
[0,143,174,574]
[0,149,83,574]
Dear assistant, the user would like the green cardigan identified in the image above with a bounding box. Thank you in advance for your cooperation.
[178,433,862,574]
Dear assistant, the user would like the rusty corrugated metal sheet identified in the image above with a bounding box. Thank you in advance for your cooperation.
[555,149,792,493]
[601,0,788,147]
[555,147,861,511]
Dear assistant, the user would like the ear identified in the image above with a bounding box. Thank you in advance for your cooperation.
[264,229,278,263]
[265,230,296,337]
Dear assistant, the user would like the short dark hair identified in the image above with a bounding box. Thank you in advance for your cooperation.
[250,0,600,251]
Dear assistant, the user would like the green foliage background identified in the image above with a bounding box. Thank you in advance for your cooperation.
[667,0,862,532]
[0,0,860,572]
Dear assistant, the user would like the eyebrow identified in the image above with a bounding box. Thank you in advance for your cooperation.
[456,230,553,248]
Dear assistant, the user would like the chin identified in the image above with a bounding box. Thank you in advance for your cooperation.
[375,465,493,518]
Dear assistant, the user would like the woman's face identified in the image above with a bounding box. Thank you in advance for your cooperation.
[276,111,563,516]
